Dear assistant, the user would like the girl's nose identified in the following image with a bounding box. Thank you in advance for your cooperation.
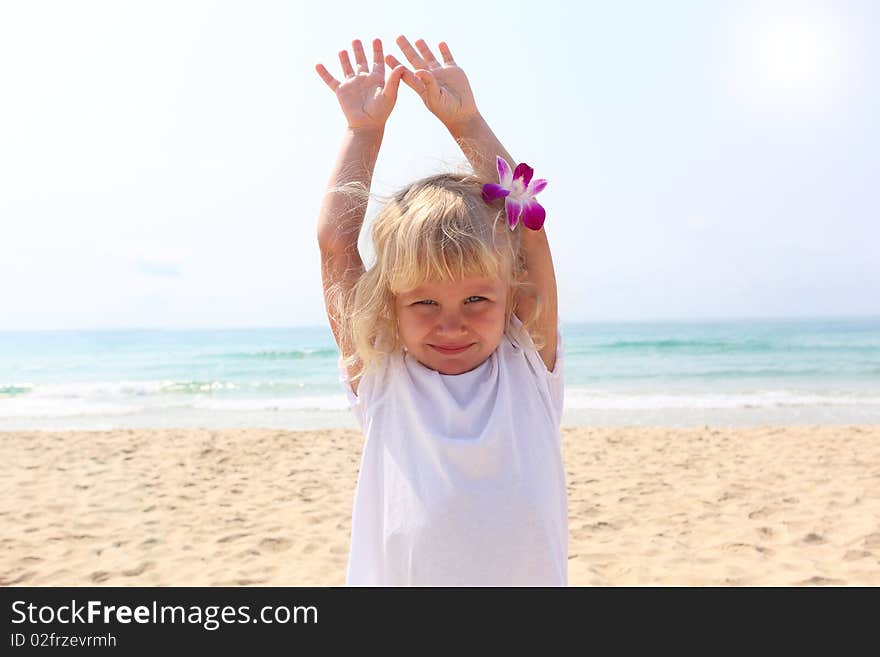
[437,310,466,334]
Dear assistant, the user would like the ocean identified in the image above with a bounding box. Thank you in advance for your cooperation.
[2,317,879,430]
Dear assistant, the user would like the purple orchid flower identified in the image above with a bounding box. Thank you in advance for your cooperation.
[481,155,548,230]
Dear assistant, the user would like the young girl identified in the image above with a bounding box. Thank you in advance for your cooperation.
[315,36,566,586]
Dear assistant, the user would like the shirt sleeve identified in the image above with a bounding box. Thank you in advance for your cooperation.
[546,326,565,426]
[509,315,565,427]
[338,355,366,430]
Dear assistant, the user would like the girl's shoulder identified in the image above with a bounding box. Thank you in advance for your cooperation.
[340,346,400,407]
[504,313,537,352]
[504,313,564,380]
[503,314,565,425]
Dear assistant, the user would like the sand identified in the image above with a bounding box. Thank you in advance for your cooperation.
[2,426,878,586]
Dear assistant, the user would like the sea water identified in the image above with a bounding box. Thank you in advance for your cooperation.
[1,317,878,430]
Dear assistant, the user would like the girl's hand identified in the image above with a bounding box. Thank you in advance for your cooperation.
[315,38,407,132]
[386,36,480,129]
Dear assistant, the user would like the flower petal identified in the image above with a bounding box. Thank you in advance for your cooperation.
[481,183,511,202]
[513,163,533,187]
[526,178,548,196]
[504,197,523,229]
[520,200,546,230]
[496,156,513,187]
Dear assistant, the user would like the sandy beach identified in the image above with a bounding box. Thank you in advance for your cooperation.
[2,425,878,586]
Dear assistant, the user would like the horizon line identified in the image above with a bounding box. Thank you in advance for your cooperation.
[2,313,880,333]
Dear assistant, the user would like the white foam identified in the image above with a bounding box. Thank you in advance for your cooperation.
[190,395,350,412]
[3,380,879,422]
[564,388,880,411]
[0,398,145,418]
[12,380,168,398]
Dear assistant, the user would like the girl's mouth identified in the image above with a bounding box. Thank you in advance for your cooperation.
[430,343,474,355]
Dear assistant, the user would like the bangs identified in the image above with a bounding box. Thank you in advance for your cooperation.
[385,218,508,294]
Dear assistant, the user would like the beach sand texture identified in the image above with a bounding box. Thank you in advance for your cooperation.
[2,426,879,586]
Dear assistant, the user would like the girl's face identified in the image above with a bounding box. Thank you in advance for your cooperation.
[394,275,510,375]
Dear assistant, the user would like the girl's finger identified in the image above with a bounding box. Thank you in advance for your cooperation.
[414,38,441,69]
[414,69,438,100]
[372,38,385,75]
[352,39,369,72]
[395,35,427,70]
[438,41,456,66]
[381,65,406,104]
[400,67,426,95]
[315,63,340,92]
[386,55,425,94]
[338,50,355,78]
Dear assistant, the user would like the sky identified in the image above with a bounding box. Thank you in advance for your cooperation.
[0,0,877,330]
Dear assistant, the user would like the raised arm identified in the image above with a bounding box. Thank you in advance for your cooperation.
[386,36,559,372]
[316,126,381,373]
[315,39,405,388]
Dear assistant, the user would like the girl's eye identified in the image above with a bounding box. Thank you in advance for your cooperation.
[411,297,486,306]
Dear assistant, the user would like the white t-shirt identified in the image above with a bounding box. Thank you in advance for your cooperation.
[338,314,567,586]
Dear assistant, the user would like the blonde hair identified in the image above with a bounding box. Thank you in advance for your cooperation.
[329,172,544,381]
